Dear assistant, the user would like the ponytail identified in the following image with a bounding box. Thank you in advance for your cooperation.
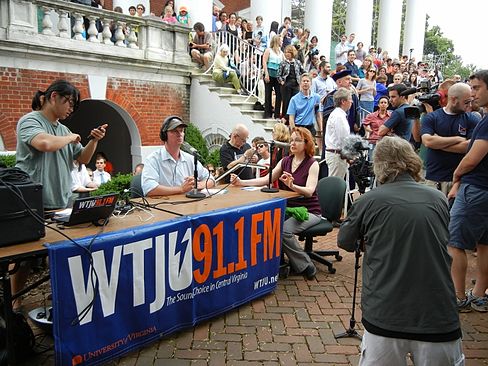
[30,80,80,112]
[31,90,45,111]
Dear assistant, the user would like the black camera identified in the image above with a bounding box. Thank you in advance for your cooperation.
[404,80,441,119]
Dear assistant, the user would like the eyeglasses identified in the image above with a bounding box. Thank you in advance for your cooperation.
[257,144,266,149]
[208,169,215,173]
[137,7,143,10]
[235,133,247,142]
[61,95,75,108]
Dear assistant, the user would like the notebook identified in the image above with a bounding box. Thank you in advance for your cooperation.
[53,193,118,226]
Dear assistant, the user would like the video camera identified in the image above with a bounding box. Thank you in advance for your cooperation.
[403,80,441,119]
[341,136,374,194]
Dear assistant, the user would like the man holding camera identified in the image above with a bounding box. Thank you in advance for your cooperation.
[338,136,463,366]
[448,70,488,313]
[421,83,479,195]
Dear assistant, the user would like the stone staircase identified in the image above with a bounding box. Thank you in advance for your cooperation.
[192,72,278,133]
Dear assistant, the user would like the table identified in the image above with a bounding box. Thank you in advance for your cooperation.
[1,187,296,365]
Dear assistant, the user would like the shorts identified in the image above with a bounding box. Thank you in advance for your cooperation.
[449,184,488,250]
[359,330,464,366]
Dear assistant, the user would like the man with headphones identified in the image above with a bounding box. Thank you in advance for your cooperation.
[141,116,215,196]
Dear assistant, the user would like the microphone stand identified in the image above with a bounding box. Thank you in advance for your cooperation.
[335,239,363,341]
[261,142,279,193]
[186,152,205,199]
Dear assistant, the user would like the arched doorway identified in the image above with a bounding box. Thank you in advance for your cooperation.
[64,99,142,174]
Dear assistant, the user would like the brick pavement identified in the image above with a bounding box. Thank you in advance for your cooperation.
[22,229,488,365]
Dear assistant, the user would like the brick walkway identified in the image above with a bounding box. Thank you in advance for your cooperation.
[23,229,488,365]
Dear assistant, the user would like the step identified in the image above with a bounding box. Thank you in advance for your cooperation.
[219,93,252,102]
[241,109,267,119]
[208,86,237,94]
[252,118,280,129]
[229,101,257,111]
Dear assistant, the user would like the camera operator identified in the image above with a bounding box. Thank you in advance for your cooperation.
[338,136,463,366]
[421,83,479,195]
[378,84,413,141]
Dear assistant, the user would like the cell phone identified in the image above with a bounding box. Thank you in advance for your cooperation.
[87,125,103,140]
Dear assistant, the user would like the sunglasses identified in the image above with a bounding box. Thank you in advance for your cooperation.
[257,144,266,149]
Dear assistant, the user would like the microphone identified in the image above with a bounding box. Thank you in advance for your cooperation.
[181,141,200,157]
[268,140,290,149]
[341,135,369,160]
[400,87,419,97]
[181,141,205,199]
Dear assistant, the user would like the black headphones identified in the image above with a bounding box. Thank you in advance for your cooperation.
[159,115,183,142]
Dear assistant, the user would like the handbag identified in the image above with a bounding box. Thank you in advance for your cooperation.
[267,60,280,78]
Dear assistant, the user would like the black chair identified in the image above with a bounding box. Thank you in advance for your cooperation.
[299,176,347,274]
[130,174,143,198]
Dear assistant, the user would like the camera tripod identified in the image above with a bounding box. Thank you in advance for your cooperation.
[334,240,363,341]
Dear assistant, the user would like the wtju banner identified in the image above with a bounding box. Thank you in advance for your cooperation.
[48,198,286,366]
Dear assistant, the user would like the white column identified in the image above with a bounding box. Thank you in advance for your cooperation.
[281,0,292,22]
[176,0,212,31]
[377,0,403,58]
[345,0,374,51]
[304,0,333,62]
[251,0,282,38]
[403,0,426,62]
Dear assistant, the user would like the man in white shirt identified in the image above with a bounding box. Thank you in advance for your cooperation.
[93,157,111,186]
[324,88,352,179]
[142,116,215,196]
[335,34,349,65]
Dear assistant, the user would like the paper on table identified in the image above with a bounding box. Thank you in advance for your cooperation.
[240,186,266,191]
[203,188,228,196]
[53,208,72,218]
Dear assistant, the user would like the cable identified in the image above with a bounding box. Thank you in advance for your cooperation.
[0,172,106,327]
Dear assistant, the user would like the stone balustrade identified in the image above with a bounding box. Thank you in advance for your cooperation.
[0,0,192,69]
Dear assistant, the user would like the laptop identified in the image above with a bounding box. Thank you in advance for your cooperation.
[53,193,118,226]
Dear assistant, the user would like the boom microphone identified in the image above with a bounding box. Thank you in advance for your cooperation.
[341,135,369,160]
[400,87,419,97]
[268,140,290,149]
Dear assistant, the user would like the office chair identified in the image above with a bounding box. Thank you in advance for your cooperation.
[130,174,143,198]
[299,176,347,274]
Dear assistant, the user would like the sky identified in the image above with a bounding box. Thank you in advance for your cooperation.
[425,0,487,69]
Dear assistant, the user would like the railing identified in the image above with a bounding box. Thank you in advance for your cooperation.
[0,0,192,67]
[206,31,264,98]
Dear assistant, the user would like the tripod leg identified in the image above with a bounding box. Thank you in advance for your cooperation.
[335,244,362,341]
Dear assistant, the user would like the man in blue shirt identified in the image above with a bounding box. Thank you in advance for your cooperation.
[421,83,479,195]
[448,70,488,313]
[379,84,413,141]
[287,73,322,144]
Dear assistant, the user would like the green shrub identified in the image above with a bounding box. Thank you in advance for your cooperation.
[90,173,132,202]
[0,154,16,167]
[207,149,221,168]
[185,123,209,164]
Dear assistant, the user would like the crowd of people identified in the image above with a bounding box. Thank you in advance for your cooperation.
[8,3,488,365]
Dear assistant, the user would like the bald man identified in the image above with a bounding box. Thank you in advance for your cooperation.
[421,82,480,195]
[220,124,255,183]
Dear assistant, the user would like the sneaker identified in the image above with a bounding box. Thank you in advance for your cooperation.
[457,297,472,313]
[467,289,488,312]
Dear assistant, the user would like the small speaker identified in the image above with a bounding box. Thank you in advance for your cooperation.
[0,183,45,247]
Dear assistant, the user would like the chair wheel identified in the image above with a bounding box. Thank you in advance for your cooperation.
[336,255,343,261]
[328,267,336,274]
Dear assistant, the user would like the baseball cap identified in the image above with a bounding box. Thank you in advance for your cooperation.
[166,117,188,130]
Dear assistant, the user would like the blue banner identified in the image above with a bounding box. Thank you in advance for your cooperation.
[48,198,286,366]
